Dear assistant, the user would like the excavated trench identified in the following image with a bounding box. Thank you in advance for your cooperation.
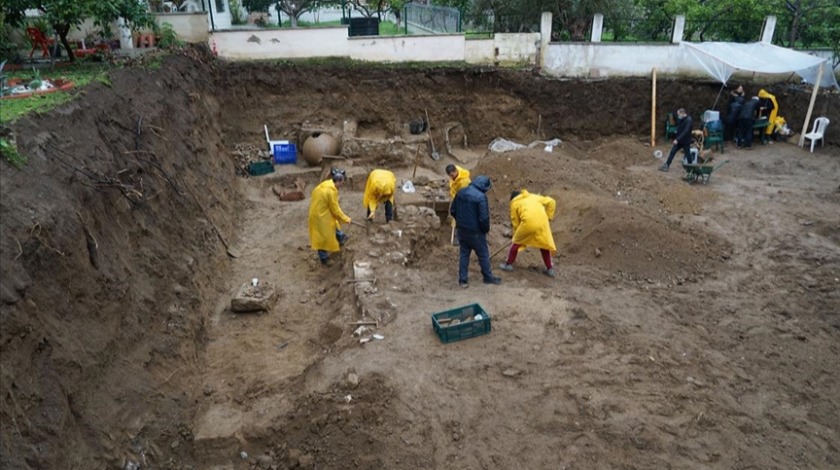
[2,48,839,469]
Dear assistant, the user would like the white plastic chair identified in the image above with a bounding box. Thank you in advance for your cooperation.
[803,117,830,153]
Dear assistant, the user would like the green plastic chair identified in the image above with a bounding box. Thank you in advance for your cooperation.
[664,112,678,139]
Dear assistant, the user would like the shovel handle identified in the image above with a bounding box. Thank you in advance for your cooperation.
[349,220,369,232]
[490,242,512,260]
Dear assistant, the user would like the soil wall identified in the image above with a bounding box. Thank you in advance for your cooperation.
[216,64,840,150]
[0,51,237,468]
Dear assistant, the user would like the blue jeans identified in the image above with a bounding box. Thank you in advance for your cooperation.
[457,229,493,284]
[366,200,393,222]
[317,230,346,263]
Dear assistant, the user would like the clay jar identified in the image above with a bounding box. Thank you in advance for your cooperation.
[301,133,339,166]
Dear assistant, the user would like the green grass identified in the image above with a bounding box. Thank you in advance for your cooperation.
[0,137,25,168]
[0,63,113,123]
[379,21,405,36]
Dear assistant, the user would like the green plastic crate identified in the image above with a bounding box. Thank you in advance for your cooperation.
[431,303,491,344]
[248,160,275,176]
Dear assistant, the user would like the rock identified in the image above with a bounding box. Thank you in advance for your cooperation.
[170,439,179,449]
[240,451,249,460]
[299,454,315,468]
[594,248,602,258]
[346,372,360,389]
[288,449,302,467]
[256,454,274,469]
[502,368,521,378]
[231,281,277,313]
[452,432,461,441]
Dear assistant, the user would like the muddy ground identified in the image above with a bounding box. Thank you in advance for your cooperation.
[1,49,839,469]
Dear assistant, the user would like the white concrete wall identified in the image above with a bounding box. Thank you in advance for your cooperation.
[465,39,494,64]
[495,33,540,64]
[348,34,464,62]
[153,13,209,42]
[211,27,349,59]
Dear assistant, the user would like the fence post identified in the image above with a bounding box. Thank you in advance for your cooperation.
[591,14,604,43]
[540,11,552,68]
[671,15,685,44]
[760,16,776,43]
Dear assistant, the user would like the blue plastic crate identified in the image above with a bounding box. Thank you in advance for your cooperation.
[431,303,491,344]
[273,143,297,164]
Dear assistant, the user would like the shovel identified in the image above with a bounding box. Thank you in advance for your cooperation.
[489,241,512,260]
[424,108,440,161]
[185,183,240,258]
[350,220,370,234]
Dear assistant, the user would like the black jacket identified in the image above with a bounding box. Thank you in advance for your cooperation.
[451,176,491,234]
[739,99,760,121]
[728,97,744,124]
[674,115,693,145]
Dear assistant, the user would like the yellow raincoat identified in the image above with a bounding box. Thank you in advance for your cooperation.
[758,89,778,136]
[510,190,557,253]
[309,179,351,252]
[363,169,396,216]
[448,166,471,199]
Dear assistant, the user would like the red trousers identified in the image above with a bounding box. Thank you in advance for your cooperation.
[506,243,553,269]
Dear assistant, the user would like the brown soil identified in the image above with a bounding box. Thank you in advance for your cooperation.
[1,48,839,469]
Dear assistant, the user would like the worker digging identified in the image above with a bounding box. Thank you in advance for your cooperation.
[308,167,352,266]
[363,169,397,223]
[498,189,558,278]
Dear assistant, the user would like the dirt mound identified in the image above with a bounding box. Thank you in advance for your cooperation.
[585,136,657,167]
[242,373,429,469]
[474,147,725,279]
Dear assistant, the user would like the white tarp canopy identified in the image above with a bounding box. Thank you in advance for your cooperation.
[682,42,839,89]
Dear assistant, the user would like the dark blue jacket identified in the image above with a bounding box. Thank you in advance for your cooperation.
[739,98,760,121]
[451,175,491,234]
[674,115,693,145]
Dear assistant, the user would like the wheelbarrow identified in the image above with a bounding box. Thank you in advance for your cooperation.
[682,160,730,184]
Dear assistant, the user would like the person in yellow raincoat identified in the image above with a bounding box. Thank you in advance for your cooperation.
[309,168,351,266]
[446,164,471,240]
[363,169,396,223]
[498,189,558,278]
[758,89,778,136]
[446,164,471,199]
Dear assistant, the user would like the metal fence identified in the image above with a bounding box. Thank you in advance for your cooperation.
[683,19,764,43]
[601,18,673,42]
[404,4,461,35]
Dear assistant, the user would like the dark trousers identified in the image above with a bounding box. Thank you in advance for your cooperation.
[366,200,393,222]
[317,230,346,263]
[737,118,755,148]
[457,229,493,284]
[666,141,692,167]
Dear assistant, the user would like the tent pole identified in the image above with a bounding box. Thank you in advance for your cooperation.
[798,62,824,148]
[711,83,725,111]
[651,67,657,147]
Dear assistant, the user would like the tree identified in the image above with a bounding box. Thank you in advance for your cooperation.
[244,0,275,12]
[3,0,154,62]
[275,0,331,27]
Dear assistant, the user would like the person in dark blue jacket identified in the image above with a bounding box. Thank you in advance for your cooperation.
[450,175,502,288]
[660,108,693,172]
